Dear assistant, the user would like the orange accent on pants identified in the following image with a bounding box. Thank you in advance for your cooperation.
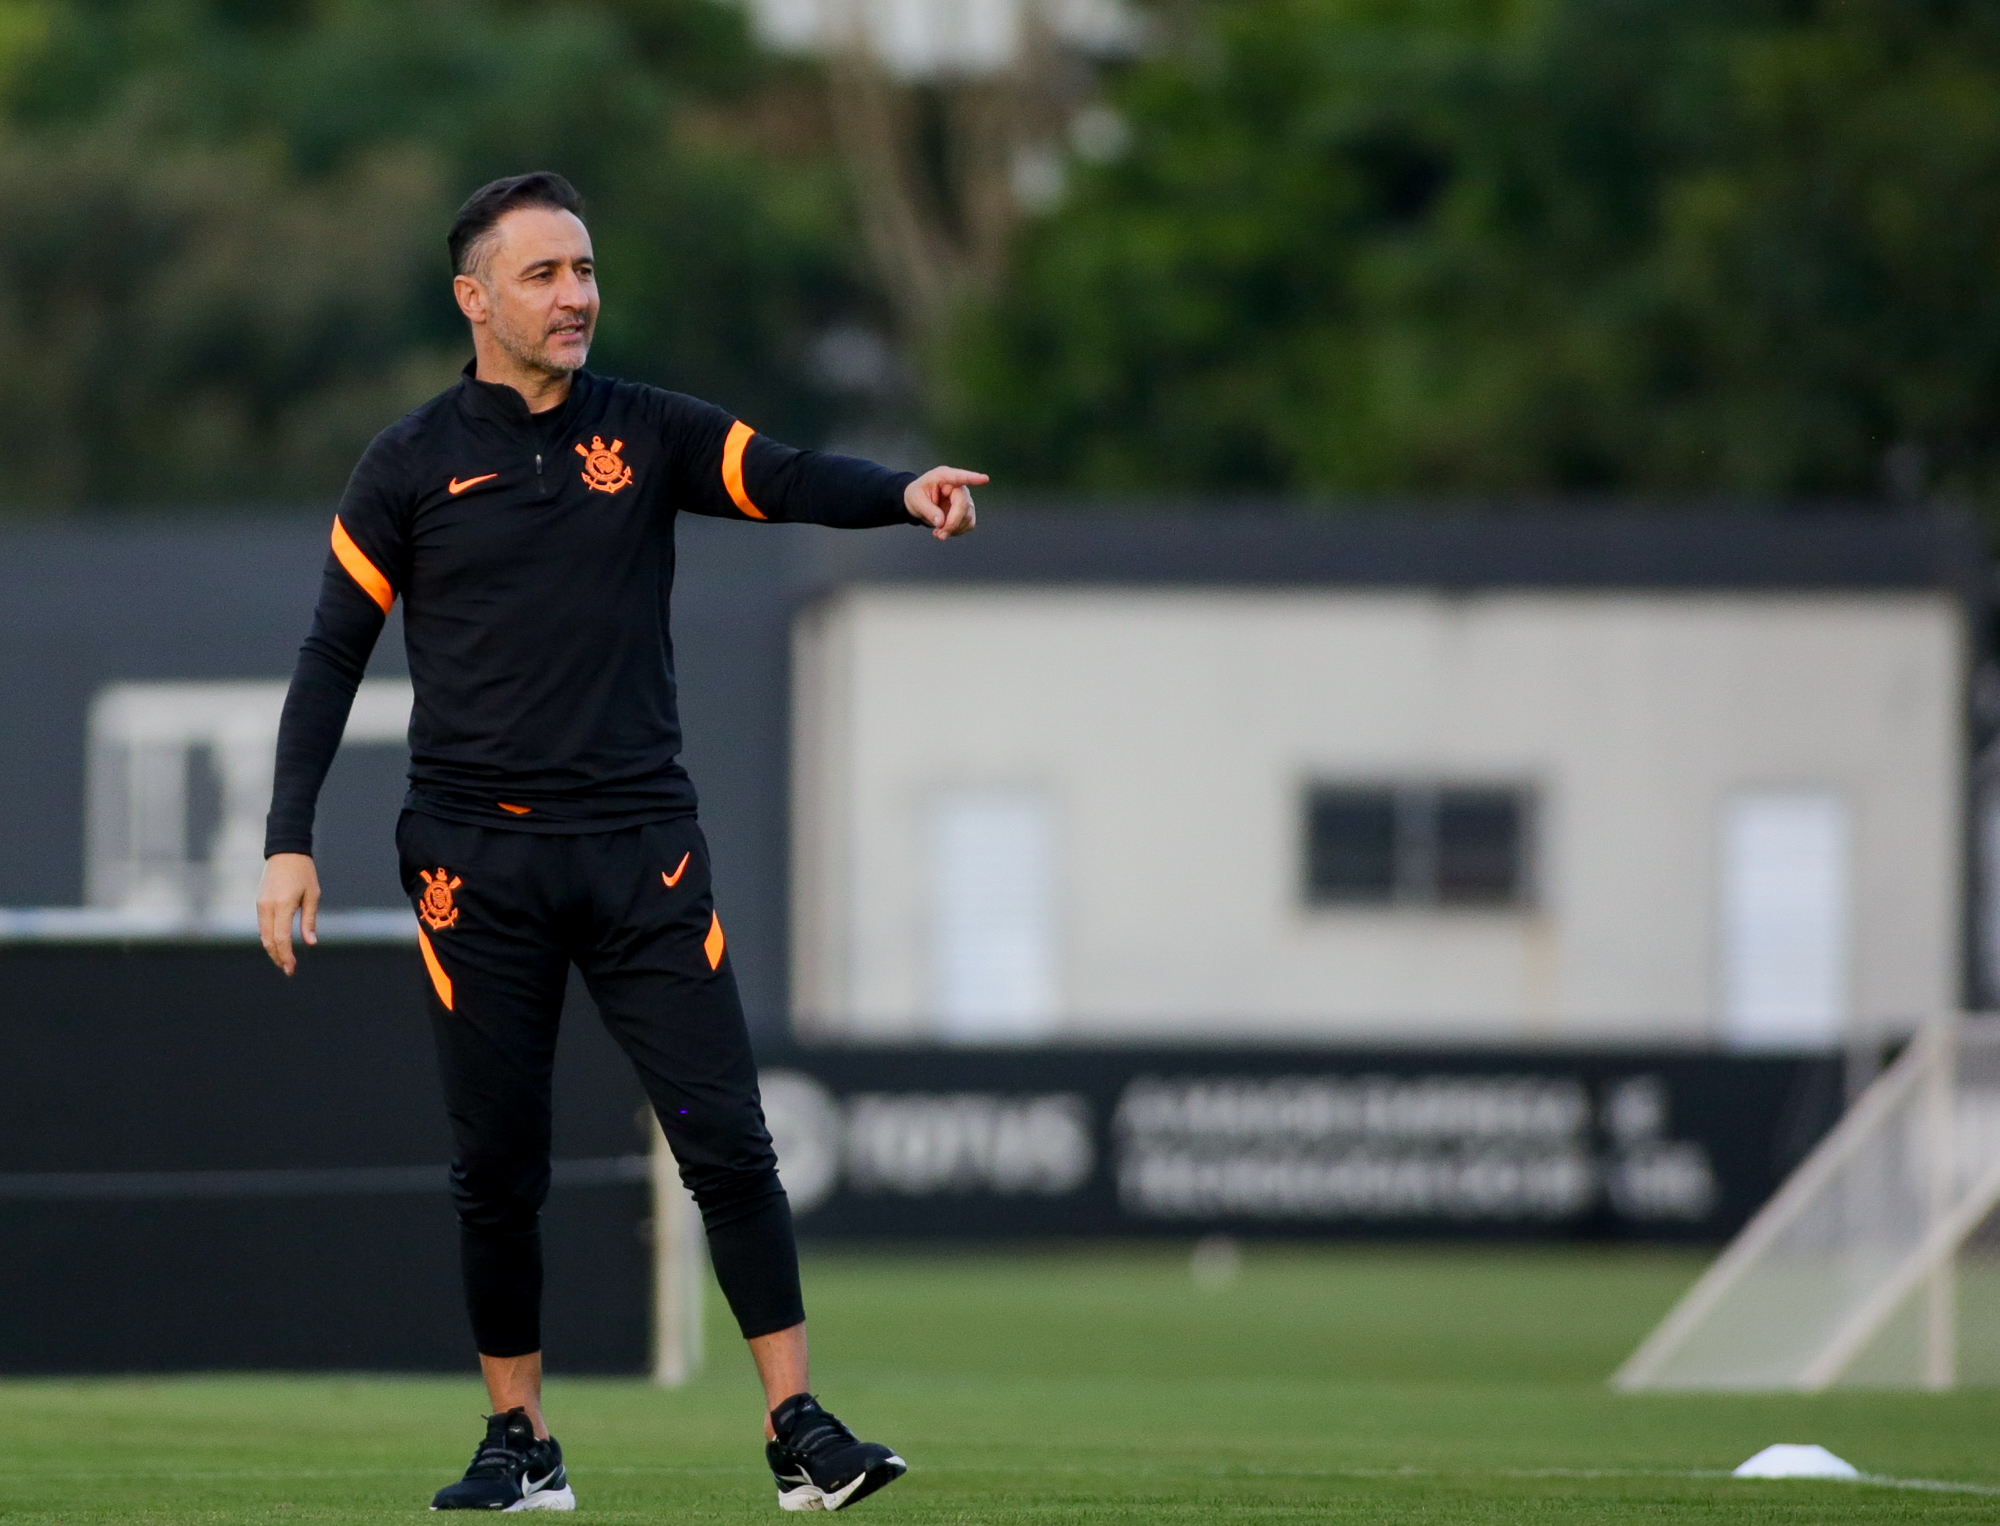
[416,926,454,1010]
[704,910,726,970]
[720,421,767,520]
[497,802,532,815]
[330,516,394,613]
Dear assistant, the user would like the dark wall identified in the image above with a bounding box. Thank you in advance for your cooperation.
[0,944,652,1373]
[0,944,1848,1374]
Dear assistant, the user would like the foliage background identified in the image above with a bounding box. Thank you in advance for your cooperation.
[2,0,1996,511]
[0,0,867,506]
[943,0,2000,506]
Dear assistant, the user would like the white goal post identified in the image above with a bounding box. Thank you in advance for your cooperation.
[650,1113,707,1387]
[1615,1015,2000,1391]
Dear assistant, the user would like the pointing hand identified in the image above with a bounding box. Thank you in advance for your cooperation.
[905,466,987,541]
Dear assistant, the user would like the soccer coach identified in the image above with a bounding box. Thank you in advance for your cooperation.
[256,172,980,1514]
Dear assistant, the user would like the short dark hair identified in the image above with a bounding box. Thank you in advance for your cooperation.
[447,172,586,277]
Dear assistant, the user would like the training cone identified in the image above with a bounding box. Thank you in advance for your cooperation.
[1731,1444,1860,1480]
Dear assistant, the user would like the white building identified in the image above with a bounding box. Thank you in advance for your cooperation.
[791,575,1965,1049]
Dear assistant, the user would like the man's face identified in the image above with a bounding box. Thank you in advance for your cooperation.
[456,206,599,377]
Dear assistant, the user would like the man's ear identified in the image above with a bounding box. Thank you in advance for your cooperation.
[453,273,489,324]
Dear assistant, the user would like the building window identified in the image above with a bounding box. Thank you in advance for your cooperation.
[1304,784,1532,908]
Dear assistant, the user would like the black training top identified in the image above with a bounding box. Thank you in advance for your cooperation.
[264,363,916,857]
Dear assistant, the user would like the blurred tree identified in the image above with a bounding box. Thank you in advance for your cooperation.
[939,0,2000,507]
[0,118,452,505]
[0,0,873,509]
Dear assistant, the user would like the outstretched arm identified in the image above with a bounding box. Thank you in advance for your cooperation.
[670,394,984,534]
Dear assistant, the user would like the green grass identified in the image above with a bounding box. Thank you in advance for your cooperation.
[7,1243,2000,1522]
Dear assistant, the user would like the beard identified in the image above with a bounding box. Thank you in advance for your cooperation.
[491,307,591,377]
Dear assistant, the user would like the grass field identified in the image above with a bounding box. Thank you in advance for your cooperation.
[9,1243,2000,1523]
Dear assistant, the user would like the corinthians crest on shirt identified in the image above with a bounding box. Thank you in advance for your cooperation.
[418,868,461,931]
[575,435,633,494]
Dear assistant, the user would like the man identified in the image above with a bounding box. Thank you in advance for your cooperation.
[257,171,981,1514]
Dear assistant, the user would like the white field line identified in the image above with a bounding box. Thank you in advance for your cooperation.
[1499,1467,2000,1496]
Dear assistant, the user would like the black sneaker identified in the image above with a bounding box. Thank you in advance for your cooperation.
[430,1407,575,1512]
[765,1392,906,1512]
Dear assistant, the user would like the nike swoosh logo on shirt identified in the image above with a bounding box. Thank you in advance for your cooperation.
[447,474,498,495]
[662,852,691,888]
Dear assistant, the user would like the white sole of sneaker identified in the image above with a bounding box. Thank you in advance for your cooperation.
[505,1484,576,1512]
[777,1482,823,1511]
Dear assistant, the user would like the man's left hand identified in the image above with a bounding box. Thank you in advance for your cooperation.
[906,466,987,541]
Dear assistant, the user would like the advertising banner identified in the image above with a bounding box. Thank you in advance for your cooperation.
[761,1046,1846,1242]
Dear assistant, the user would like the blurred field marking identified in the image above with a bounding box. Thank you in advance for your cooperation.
[1502,1468,2000,1495]
[32,1463,2000,1495]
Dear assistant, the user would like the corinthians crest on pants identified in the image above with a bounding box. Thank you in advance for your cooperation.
[418,868,461,930]
[575,436,633,494]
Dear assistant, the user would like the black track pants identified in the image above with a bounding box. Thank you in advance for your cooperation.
[396,809,804,1357]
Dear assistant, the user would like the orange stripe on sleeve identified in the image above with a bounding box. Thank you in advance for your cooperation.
[720,420,767,521]
[416,926,454,1010]
[331,516,394,613]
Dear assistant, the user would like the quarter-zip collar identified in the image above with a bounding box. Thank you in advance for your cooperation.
[455,357,590,435]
